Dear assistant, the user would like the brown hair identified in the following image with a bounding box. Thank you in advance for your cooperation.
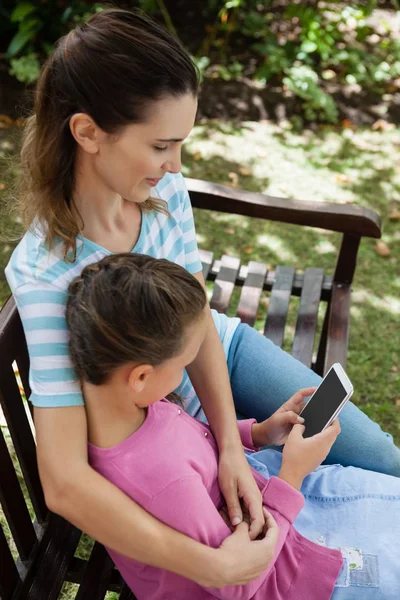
[16,8,199,260]
[66,253,206,385]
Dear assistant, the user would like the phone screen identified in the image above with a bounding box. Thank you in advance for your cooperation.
[301,369,349,438]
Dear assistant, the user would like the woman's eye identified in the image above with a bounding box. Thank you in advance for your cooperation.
[154,146,168,152]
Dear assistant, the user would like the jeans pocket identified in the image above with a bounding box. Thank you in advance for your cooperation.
[349,554,379,588]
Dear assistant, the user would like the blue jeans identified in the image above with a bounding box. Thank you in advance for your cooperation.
[181,322,400,477]
[247,449,400,599]
[228,323,400,476]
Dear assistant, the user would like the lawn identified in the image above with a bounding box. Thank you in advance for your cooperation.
[0,118,399,599]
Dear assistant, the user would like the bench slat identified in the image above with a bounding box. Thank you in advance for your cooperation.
[263,266,295,347]
[210,255,240,314]
[0,525,21,600]
[323,283,351,374]
[75,542,115,600]
[199,249,214,281]
[119,583,137,600]
[0,427,37,560]
[236,261,268,326]
[16,514,81,600]
[292,268,324,367]
[0,363,47,523]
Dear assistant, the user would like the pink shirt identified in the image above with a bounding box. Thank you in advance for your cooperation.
[89,400,342,599]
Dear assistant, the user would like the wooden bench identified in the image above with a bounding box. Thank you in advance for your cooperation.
[0,179,381,600]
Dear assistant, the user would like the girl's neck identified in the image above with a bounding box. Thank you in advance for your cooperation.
[84,381,147,449]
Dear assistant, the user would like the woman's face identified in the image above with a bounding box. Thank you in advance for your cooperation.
[94,93,198,202]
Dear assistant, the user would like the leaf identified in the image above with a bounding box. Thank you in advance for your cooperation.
[192,151,202,161]
[395,399,400,407]
[375,240,391,257]
[238,167,252,176]
[11,2,36,23]
[389,210,400,221]
[7,25,38,57]
[244,246,253,254]
[228,172,239,186]
[0,114,14,128]
[336,174,350,183]
[0,183,5,191]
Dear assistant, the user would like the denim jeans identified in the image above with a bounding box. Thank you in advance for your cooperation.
[179,321,400,477]
[247,449,400,599]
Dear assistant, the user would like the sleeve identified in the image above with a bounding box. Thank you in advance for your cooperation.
[237,418,258,451]
[12,281,84,407]
[150,475,270,600]
[179,174,203,274]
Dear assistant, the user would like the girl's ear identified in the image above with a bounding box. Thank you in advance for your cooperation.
[128,364,154,394]
[69,112,102,154]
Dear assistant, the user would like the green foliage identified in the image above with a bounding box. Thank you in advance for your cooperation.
[2,1,400,123]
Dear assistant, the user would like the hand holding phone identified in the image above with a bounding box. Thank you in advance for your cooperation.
[299,362,353,439]
[279,419,341,490]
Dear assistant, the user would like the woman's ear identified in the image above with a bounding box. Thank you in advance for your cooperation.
[128,364,154,394]
[69,113,102,154]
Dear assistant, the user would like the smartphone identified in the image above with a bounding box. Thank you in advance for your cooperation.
[299,363,353,438]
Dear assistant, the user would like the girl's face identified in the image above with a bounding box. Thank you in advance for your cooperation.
[94,93,198,203]
[136,313,208,407]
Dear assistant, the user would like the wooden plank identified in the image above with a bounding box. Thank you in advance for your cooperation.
[0,525,20,600]
[236,262,268,326]
[15,514,81,600]
[0,364,47,523]
[0,427,37,561]
[199,249,214,281]
[75,543,115,600]
[119,584,137,599]
[323,283,351,374]
[263,266,295,347]
[209,255,240,314]
[207,263,333,301]
[292,268,324,368]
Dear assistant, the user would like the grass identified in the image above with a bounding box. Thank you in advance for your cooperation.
[0,118,399,599]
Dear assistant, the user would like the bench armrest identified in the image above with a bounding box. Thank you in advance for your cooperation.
[186,178,382,239]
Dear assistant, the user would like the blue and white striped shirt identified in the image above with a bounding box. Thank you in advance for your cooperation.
[6,172,239,409]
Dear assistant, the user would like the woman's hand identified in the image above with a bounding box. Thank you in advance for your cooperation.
[215,508,279,586]
[251,387,316,447]
[218,446,264,539]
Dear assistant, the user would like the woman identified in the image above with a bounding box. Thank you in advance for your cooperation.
[5,7,400,588]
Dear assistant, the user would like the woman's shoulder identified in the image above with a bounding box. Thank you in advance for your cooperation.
[5,228,101,295]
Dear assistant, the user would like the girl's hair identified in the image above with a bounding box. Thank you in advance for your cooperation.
[16,8,199,260]
[66,253,207,385]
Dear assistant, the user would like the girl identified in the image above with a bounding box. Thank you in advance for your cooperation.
[66,252,400,600]
[5,6,400,588]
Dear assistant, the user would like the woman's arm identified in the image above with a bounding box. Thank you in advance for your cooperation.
[188,272,264,537]
[34,405,272,587]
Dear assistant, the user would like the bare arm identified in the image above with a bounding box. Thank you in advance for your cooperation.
[187,271,264,537]
[34,405,270,587]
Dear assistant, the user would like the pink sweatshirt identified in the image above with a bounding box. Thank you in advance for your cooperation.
[88,400,342,599]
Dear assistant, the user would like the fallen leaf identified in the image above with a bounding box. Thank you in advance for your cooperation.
[375,240,391,257]
[228,172,239,186]
[260,297,270,308]
[0,114,14,128]
[244,246,253,254]
[389,210,400,221]
[0,183,5,191]
[238,167,252,177]
[372,119,395,132]
[391,366,399,373]
[224,228,235,235]
[193,151,202,161]
[341,119,355,129]
[336,174,350,184]
[396,399,400,407]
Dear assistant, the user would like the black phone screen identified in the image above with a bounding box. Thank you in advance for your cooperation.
[301,369,348,438]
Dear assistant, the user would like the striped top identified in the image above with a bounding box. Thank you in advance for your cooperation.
[6,172,239,408]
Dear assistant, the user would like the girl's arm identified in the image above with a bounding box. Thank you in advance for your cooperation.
[188,272,264,537]
[34,405,274,587]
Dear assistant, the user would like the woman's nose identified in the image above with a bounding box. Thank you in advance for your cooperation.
[162,150,182,174]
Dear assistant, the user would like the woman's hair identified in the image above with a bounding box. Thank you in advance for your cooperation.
[66,253,207,385]
[15,8,199,260]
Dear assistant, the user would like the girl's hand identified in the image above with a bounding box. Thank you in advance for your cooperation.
[251,387,316,447]
[279,419,341,489]
[218,447,264,539]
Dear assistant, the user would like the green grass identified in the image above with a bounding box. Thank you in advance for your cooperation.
[1,119,399,598]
